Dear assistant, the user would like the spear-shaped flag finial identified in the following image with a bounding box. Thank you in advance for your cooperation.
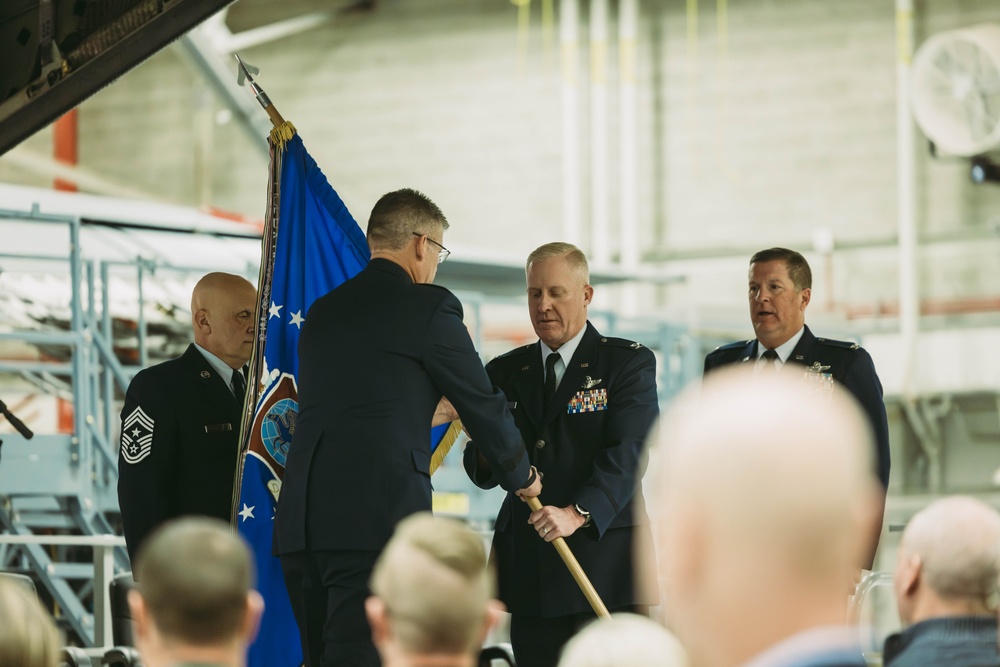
[235,53,286,129]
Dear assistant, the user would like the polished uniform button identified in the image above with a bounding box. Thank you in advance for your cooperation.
[535,439,546,449]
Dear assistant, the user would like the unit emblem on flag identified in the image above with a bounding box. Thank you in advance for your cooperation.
[121,406,154,464]
[262,397,297,467]
[249,373,299,475]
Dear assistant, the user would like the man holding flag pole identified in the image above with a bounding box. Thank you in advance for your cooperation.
[231,56,541,667]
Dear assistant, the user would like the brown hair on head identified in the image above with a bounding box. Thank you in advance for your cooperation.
[367,188,449,252]
[749,248,811,291]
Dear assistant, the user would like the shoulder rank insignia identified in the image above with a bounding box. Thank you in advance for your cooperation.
[816,338,860,351]
[121,406,154,464]
[630,342,643,349]
[582,376,603,389]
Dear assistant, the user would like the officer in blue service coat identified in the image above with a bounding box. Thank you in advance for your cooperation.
[465,242,659,667]
[118,272,257,566]
[703,247,889,569]
[274,189,542,667]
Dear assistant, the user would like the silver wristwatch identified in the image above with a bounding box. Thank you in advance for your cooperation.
[573,503,592,527]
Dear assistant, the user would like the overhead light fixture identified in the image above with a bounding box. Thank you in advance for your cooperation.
[970,157,1000,185]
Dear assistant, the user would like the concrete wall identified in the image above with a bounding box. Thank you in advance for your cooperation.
[3,0,1000,321]
[1,0,999,332]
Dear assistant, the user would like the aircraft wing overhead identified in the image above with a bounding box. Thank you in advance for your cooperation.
[0,0,235,156]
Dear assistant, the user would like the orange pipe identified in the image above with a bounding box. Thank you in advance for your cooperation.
[844,296,1000,319]
[53,109,78,192]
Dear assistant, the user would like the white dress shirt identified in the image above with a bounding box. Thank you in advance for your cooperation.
[540,325,588,390]
[755,326,806,369]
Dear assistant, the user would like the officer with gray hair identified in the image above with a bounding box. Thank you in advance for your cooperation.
[883,496,1000,667]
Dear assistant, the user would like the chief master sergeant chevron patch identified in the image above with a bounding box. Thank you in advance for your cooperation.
[121,406,154,464]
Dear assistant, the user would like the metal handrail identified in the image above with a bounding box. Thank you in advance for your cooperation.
[0,534,125,649]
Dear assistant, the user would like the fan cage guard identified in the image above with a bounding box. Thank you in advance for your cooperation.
[911,23,1000,157]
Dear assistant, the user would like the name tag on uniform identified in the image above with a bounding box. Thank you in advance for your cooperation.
[204,423,233,433]
[568,389,608,414]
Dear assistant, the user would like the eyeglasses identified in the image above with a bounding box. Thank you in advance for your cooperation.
[412,232,451,264]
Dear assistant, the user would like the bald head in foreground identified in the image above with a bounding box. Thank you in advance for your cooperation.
[366,513,503,667]
[882,496,1000,667]
[557,614,688,667]
[654,368,879,667]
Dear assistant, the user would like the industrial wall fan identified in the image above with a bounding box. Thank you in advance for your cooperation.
[911,23,1000,158]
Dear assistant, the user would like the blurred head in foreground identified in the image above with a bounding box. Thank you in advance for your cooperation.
[653,367,879,667]
[129,517,263,667]
[557,613,688,667]
[366,513,502,667]
[0,577,61,667]
[895,496,1000,625]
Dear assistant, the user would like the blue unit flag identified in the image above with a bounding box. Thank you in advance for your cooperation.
[234,126,463,666]
[233,128,370,667]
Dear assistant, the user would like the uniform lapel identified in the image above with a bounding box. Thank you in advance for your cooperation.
[740,339,757,364]
[181,345,242,417]
[543,323,599,423]
[513,342,546,430]
[787,325,816,369]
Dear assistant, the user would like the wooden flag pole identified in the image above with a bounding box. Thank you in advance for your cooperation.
[526,496,611,619]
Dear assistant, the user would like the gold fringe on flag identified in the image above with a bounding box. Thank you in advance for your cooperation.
[269,121,297,150]
[429,420,464,475]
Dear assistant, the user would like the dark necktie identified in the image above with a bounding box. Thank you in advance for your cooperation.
[231,366,247,399]
[544,352,560,407]
[762,348,779,368]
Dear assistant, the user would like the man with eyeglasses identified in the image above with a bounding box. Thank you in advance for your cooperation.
[276,188,541,667]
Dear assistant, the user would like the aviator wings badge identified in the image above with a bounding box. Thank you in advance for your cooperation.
[582,376,603,389]
[806,362,831,373]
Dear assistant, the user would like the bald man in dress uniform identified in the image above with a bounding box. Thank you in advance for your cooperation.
[118,272,256,565]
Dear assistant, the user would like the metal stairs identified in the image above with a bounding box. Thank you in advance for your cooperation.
[0,206,163,647]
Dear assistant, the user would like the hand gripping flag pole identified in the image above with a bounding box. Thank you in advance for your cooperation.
[526,496,611,619]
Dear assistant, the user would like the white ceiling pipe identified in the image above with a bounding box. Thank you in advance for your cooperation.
[619,0,639,269]
[560,0,582,246]
[590,0,611,266]
[896,0,919,400]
